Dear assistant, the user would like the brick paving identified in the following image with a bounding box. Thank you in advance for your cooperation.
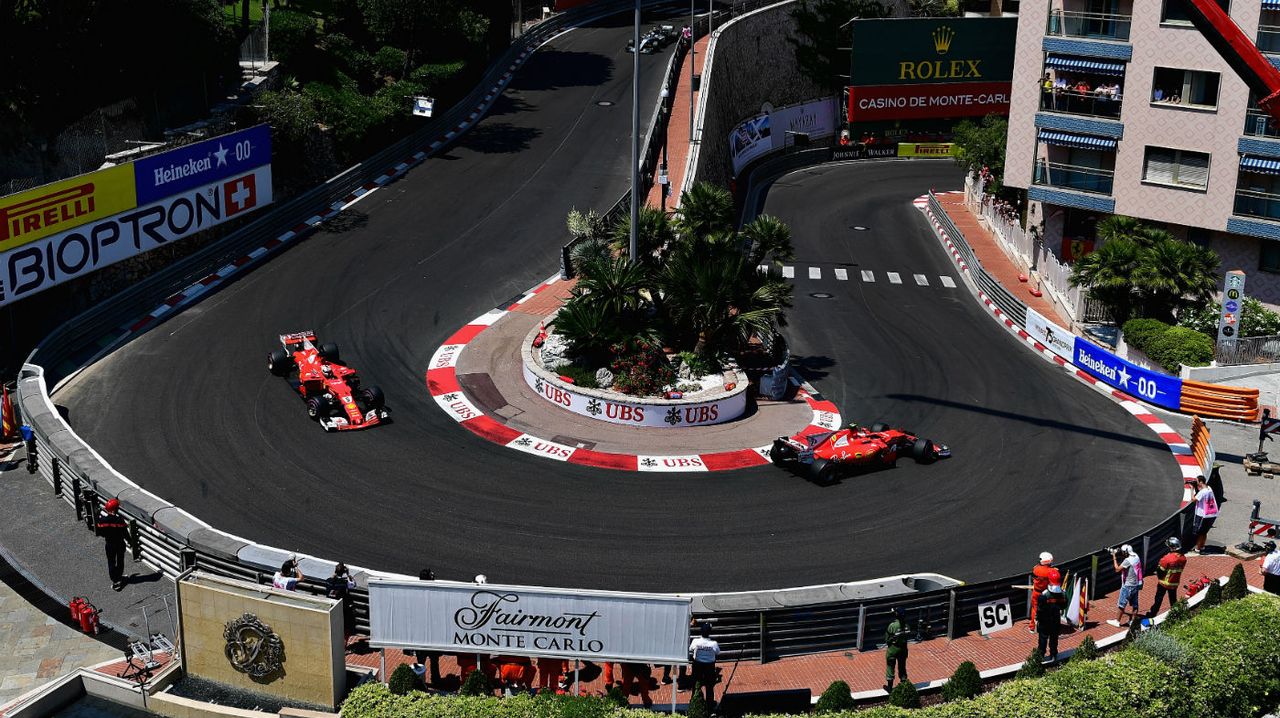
[644,35,710,211]
[934,193,1071,328]
[346,555,1267,706]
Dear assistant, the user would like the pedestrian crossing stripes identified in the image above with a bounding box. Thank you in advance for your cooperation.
[758,265,957,288]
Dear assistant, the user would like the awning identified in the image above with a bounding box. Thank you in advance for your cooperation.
[1240,154,1280,175]
[1264,0,1280,9]
[1044,54,1126,76]
[1037,130,1118,151]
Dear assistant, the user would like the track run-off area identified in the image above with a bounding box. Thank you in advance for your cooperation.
[54,18,1181,594]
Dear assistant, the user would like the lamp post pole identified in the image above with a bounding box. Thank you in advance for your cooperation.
[630,0,641,263]
[689,0,696,139]
[660,87,670,214]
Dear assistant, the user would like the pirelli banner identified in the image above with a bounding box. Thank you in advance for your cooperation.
[847,17,1016,123]
[368,579,692,664]
[0,125,272,307]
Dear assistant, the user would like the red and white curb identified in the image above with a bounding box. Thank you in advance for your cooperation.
[917,194,1198,506]
[425,275,840,472]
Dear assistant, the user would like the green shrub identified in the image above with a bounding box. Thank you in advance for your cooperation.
[1167,593,1280,718]
[459,669,492,696]
[373,45,408,77]
[268,9,319,66]
[410,60,468,95]
[1132,629,1197,676]
[1201,579,1222,608]
[1015,648,1046,679]
[676,350,723,377]
[552,364,600,389]
[1165,599,1190,625]
[604,685,627,707]
[1072,634,1099,661]
[687,685,710,718]
[388,663,417,695]
[610,338,676,397]
[940,661,982,702]
[1122,318,1171,353]
[1146,326,1214,373]
[1223,563,1248,601]
[1178,296,1280,338]
[814,680,856,713]
[889,680,920,709]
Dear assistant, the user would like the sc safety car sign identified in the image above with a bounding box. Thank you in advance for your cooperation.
[977,597,1013,636]
[1072,337,1182,410]
[0,165,272,307]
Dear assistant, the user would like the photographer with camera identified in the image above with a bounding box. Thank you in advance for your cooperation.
[1110,545,1143,627]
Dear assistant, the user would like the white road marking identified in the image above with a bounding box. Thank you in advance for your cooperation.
[808,267,821,280]
[758,264,769,273]
[887,272,902,284]
[941,275,956,288]
[782,266,795,279]
[914,274,928,286]
[834,268,848,281]
[861,270,874,282]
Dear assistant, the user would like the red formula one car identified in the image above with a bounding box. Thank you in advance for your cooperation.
[267,331,388,432]
[770,422,950,484]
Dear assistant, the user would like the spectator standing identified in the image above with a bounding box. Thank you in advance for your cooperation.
[1261,543,1280,595]
[1035,574,1066,664]
[272,557,303,591]
[1147,537,1187,618]
[96,498,129,592]
[689,622,720,709]
[1029,551,1055,631]
[535,657,567,694]
[498,655,535,694]
[326,563,357,638]
[883,607,911,693]
[1189,476,1219,555]
[416,568,443,686]
[1111,544,1143,627]
[621,663,654,708]
[1153,87,1165,101]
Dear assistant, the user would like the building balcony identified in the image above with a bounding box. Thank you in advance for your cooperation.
[1234,188,1280,222]
[1260,9,1280,54]
[1034,159,1115,195]
[1244,108,1280,140]
[1046,9,1132,42]
[1040,88,1122,119]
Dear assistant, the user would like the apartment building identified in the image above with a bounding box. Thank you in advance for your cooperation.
[1004,0,1280,307]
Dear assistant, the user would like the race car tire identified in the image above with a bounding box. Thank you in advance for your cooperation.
[870,422,889,433]
[912,438,936,463]
[268,349,292,376]
[306,396,332,420]
[809,458,837,485]
[769,440,795,465]
[360,385,386,410]
[319,342,340,362]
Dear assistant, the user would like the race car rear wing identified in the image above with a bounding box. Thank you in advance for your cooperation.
[279,331,317,347]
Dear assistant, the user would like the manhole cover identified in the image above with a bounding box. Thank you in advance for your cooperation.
[809,292,834,299]
[597,100,615,107]
[851,225,869,231]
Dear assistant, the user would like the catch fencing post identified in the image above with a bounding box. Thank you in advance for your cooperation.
[759,612,767,664]
[51,457,61,495]
[855,605,866,651]
[946,589,957,639]
[72,476,83,520]
[1090,554,1100,601]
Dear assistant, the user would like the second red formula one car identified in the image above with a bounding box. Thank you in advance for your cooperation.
[770,422,950,484]
[267,331,388,432]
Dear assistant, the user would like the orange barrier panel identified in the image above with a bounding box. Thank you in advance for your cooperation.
[1179,377,1260,422]
[1181,379,1261,396]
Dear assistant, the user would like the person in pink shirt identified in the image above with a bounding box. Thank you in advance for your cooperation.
[1188,475,1219,555]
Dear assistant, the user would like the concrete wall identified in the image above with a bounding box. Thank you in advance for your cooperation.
[693,1,827,190]
[178,573,343,710]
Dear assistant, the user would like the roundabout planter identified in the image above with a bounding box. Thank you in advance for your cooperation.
[521,318,749,427]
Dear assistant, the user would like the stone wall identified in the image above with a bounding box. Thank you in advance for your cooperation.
[178,573,344,710]
[693,1,827,190]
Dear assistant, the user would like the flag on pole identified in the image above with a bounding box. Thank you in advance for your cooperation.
[1,385,17,440]
[1064,577,1089,628]
[412,97,435,117]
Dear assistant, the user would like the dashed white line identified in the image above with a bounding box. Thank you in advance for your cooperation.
[834,268,848,281]
[782,266,795,279]
[941,276,956,288]
[887,272,902,284]
[861,270,874,282]
[914,274,928,286]
[808,267,821,280]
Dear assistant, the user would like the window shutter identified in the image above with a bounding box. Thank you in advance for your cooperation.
[1144,148,1176,183]
[1176,151,1210,188]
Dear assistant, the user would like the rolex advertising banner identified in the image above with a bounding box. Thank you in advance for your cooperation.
[368,579,692,664]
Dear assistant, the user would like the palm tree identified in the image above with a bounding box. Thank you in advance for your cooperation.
[571,254,651,318]
[741,214,795,266]
[1096,215,1145,245]
[610,206,676,264]
[1070,237,1143,325]
[675,182,734,240]
[550,299,624,365]
[1136,235,1219,321]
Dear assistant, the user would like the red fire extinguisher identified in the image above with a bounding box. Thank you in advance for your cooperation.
[77,601,100,634]
[70,597,85,623]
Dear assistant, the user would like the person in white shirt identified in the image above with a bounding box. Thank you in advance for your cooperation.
[1261,543,1280,595]
[1111,544,1143,627]
[1189,476,1220,555]
[272,557,303,591]
[688,622,720,708]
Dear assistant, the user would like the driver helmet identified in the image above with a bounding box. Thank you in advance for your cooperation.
[321,364,334,377]
[1166,537,1182,551]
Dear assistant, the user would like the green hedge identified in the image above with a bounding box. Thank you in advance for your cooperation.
[340,596,1280,718]
[1121,319,1212,373]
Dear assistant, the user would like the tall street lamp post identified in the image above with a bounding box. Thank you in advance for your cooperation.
[630,0,641,263]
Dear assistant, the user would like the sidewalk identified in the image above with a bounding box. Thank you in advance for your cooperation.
[644,34,710,211]
[346,553,1267,706]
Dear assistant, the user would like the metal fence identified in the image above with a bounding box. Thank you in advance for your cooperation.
[928,191,1028,327]
[1215,334,1280,366]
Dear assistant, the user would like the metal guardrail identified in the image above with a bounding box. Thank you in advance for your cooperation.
[1215,333,1280,366]
[928,190,1028,328]
[8,2,1200,665]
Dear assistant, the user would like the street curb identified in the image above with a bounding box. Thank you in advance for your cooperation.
[425,274,840,472]
[918,194,1198,507]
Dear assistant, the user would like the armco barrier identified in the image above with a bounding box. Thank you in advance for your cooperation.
[7,6,1204,663]
[927,190,1028,328]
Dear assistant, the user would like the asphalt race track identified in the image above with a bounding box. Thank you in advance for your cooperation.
[56,22,1181,593]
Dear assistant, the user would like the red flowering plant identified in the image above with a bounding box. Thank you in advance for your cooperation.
[609,338,676,396]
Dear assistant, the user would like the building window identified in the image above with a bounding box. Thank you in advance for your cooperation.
[1143,147,1211,189]
[1261,241,1280,273]
[1162,0,1228,24]
[1187,226,1213,248]
[1152,67,1220,108]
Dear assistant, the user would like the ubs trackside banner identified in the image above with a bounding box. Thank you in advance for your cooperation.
[368,579,691,664]
[0,165,272,307]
